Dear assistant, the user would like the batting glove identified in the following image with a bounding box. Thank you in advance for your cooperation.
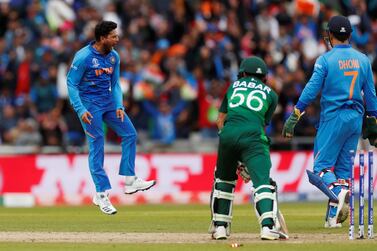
[236,162,250,183]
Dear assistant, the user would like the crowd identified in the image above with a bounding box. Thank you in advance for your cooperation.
[1,0,377,150]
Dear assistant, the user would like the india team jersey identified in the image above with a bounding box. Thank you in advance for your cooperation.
[219,76,278,133]
[66,41,123,117]
[298,44,377,121]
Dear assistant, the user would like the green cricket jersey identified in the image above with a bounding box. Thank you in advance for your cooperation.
[219,76,278,133]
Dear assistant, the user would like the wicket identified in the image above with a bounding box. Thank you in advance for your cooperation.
[349,150,374,240]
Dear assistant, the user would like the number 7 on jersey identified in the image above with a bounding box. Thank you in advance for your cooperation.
[344,71,358,100]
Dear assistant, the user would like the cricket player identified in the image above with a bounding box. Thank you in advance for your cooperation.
[209,56,288,240]
[67,21,155,215]
[282,15,377,227]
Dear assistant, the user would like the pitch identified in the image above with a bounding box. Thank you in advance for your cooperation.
[0,202,376,251]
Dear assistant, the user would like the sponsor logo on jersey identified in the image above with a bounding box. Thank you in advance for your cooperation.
[95,67,113,76]
[110,56,116,64]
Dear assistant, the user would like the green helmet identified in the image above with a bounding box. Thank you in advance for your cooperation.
[238,56,268,76]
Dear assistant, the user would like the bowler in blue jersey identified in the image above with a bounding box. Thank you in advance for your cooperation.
[282,16,377,227]
[67,21,155,215]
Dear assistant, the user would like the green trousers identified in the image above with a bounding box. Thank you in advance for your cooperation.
[215,126,273,226]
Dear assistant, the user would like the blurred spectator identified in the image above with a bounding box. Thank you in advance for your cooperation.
[30,75,59,114]
[15,50,32,96]
[45,0,75,32]
[348,1,371,48]
[10,118,41,146]
[196,69,228,138]
[61,100,85,146]
[142,97,186,145]
[256,2,279,40]
[39,108,67,146]
[0,105,18,143]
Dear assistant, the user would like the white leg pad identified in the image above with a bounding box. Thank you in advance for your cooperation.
[209,178,236,236]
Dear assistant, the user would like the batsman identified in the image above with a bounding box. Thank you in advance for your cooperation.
[282,15,377,228]
[209,56,288,240]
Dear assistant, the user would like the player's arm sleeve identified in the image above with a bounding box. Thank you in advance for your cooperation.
[296,56,327,112]
[67,53,87,118]
[217,112,227,130]
[217,95,228,130]
[265,92,278,125]
[363,60,377,116]
[111,52,123,110]
[219,95,228,113]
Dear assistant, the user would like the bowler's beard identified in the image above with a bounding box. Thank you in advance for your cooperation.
[103,46,113,54]
[103,44,113,54]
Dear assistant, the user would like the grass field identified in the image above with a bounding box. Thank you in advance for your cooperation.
[0,202,376,251]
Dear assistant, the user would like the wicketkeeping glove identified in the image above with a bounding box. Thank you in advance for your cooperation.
[362,116,377,147]
[282,107,305,138]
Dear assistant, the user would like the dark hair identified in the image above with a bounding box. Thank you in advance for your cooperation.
[331,32,350,42]
[237,72,266,82]
[94,21,117,41]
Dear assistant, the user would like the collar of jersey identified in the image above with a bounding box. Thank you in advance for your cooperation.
[89,41,103,55]
[334,44,351,48]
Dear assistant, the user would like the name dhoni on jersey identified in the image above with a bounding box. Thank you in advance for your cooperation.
[233,80,271,94]
[338,59,360,70]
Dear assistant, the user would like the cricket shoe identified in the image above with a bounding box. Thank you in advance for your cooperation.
[92,192,117,215]
[336,188,350,223]
[211,226,227,240]
[260,226,289,240]
[124,177,156,194]
[324,217,342,228]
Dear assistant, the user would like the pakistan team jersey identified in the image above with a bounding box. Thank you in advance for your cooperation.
[66,41,123,118]
[219,76,278,133]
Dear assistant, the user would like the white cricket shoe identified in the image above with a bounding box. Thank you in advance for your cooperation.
[124,177,156,194]
[260,226,289,240]
[92,192,117,215]
[212,226,227,240]
[260,226,280,240]
[336,189,350,223]
[324,217,342,228]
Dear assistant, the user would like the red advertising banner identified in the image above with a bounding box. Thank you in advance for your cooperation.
[0,152,375,205]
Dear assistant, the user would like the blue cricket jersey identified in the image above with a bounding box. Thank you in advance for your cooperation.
[66,41,123,118]
[297,44,377,121]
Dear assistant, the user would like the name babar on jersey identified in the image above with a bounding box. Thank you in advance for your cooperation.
[232,78,272,94]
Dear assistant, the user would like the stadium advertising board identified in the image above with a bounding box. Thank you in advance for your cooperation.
[0,152,375,206]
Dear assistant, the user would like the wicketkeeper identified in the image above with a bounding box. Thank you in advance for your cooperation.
[209,56,288,240]
[282,15,377,228]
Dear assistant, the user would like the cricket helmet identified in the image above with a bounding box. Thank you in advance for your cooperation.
[238,56,268,76]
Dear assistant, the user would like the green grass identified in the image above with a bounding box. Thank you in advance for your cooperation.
[1,243,377,251]
[0,202,376,250]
